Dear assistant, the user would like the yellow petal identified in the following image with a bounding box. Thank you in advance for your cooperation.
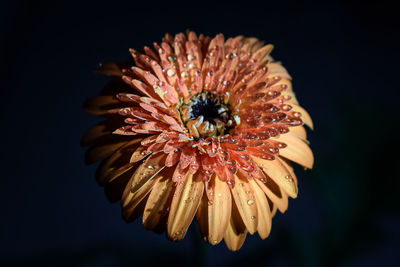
[121,174,157,222]
[83,95,122,116]
[142,167,175,232]
[277,157,298,187]
[167,172,204,241]
[252,156,298,198]
[267,62,292,80]
[290,104,313,130]
[81,119,125,147]
[254,176,289,213]
[271,203,278,217]
[94,62,123,76]
[85,140,128,165]
[289,126,307,141]
[103,170,132,203]
[281,91,299,105]
[196,195,209,241]
[230,175,258,234]
[274,133,314,169]
[96,139,142,185]
[224,199,248,251]
[253,44,274,63]
[249,179,272,239]
[129,152,167,194]
[207,176,232,245]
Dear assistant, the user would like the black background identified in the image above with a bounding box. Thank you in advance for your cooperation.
[1,0,399,266]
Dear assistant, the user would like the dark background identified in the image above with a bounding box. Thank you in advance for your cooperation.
[1,0,399,266]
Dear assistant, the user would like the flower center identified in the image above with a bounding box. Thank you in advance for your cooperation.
[179,92,231,138]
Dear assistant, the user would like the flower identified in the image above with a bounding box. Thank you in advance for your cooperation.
[82,31,314,251]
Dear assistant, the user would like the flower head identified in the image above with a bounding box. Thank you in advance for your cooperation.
[83,31,314,251]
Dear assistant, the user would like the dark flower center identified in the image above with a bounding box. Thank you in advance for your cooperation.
[179,92,231,138]
[190,98,225,124]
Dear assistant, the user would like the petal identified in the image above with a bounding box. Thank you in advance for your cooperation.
[83,95,122,116]
[230,175,258,234]
[290,104,313,130]
[128,152,167,194]
[96,139,142,185]
[95,62,123,76]
[207,175,232,244]
[142,167,175,232]
[277,157,298,187]
[267,62,292,80]
[167,172,204,241]
[85,140,128,165]
[121,173,157,222]
[289,125,307,141]
[254,173,289,213]
[249,179,272,239]
[81,119,126,147]
[196,194,209,241]
[224,198,248,251]
[274,133,314,169]
[252,156,298,198]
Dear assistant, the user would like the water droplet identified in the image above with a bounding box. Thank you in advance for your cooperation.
[187,54,195,61]
[240,154,250,161]
[293,112,301,117]
[251,216,256,220]
[217,193,222,197]
[147,165,155,169]
[167,69,175,77]
[281,104,292,111]
[247,199,254,205]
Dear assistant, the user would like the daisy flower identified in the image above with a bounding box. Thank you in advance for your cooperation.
[82,31,314,251]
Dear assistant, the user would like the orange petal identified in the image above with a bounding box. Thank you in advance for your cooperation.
[224,198,248,251]
[267,62,292,80]
[230,175,258,234]
[289,125,307,141]
[96,139,142,185]
[274,133,314,169]
[196,194,209,241]
[249,179,272,239]
[142,167,175,232]
[94,62,123,76]
[254,174,289,213]
[81,119,126,147]
[85,140,128,165]
[277,157,298,187]
[83,95,122,116]
[128,152,167,194]
[290,104,313,130]
[207,175,232,244]
[167,172,204,241]
[121,173,157,222]
[252,156,298,198]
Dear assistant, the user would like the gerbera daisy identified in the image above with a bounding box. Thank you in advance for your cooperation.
[82,31,314,251]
